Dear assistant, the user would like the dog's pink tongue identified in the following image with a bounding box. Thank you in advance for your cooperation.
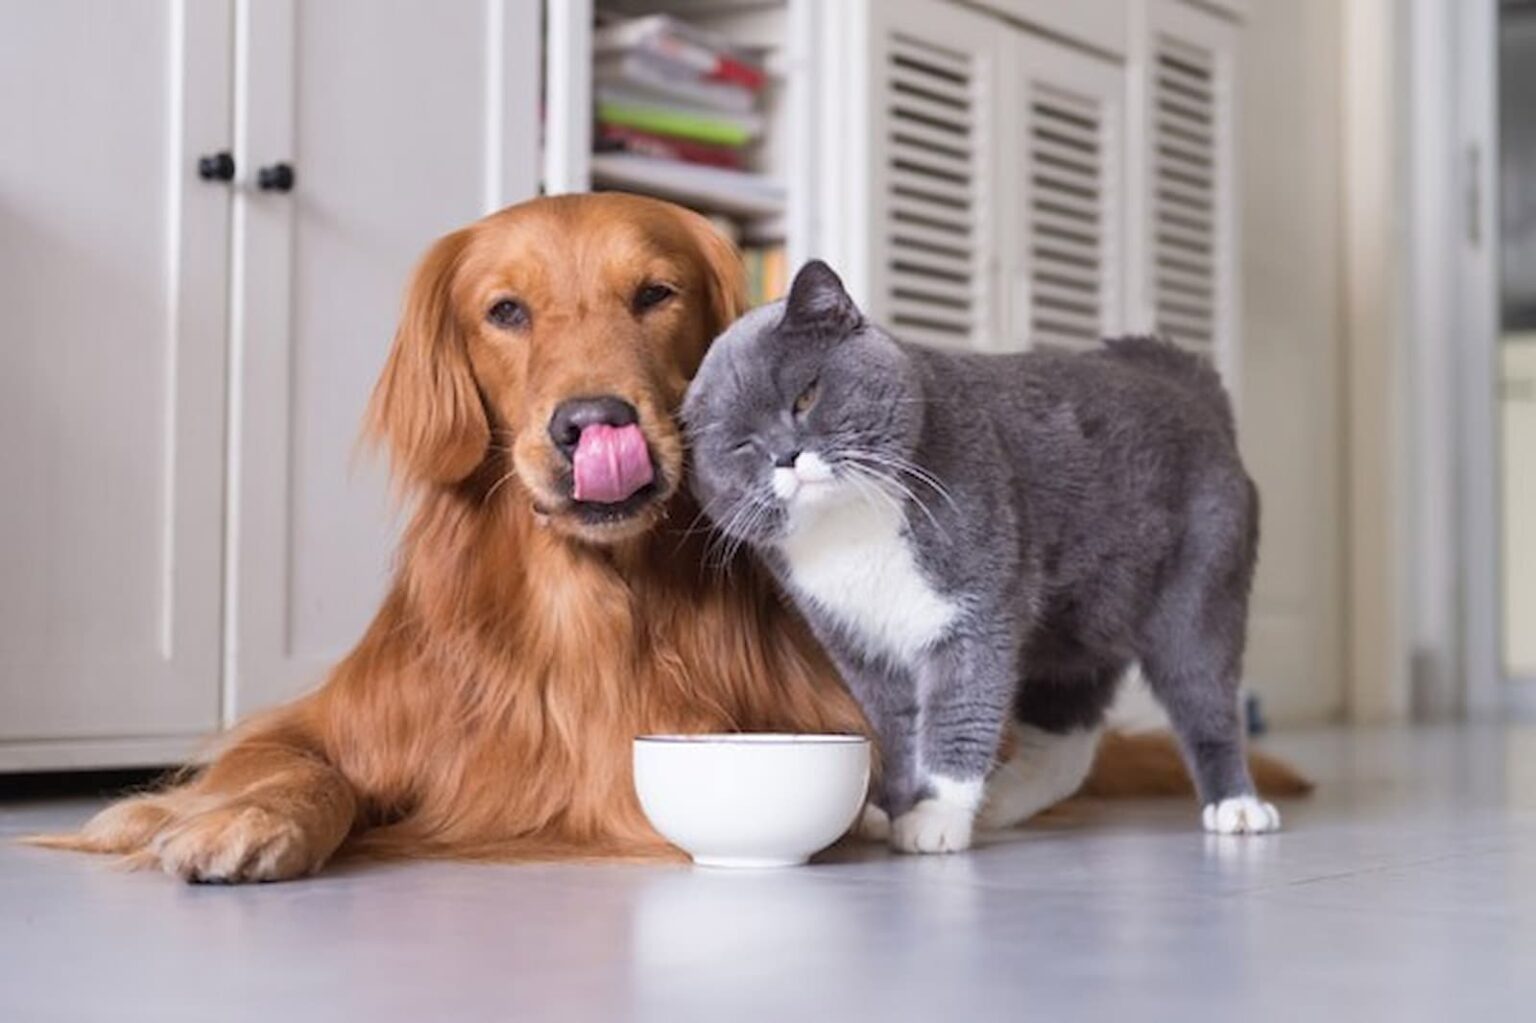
[572,423,655,504]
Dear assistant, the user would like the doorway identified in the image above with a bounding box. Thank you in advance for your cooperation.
[1499,2,1536,693]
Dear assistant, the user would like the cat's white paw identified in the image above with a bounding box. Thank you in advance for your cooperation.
[891,799,975,854]
[853,803,891,842]
[1202,795,1281,835]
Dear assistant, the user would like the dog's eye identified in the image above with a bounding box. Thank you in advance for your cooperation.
[487,298,529,330]
[632,282,676,314]
[793,379,819,417]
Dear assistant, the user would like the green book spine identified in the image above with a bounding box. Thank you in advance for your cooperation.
[596,102,752,147]
[747,249,765,307]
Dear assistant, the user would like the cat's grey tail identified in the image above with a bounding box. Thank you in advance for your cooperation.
[1102,334,1235,438]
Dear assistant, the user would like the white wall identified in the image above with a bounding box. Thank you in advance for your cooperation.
[1236,0,1347,723]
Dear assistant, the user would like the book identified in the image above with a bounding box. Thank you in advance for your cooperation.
[596,123,747,170]
[595,93,763,147]
[594,13,766,92]
[740,242,788,306]
[761,244,787,301]
[742,248,763,306]
[589,153,786,218]
[595,51,757,115]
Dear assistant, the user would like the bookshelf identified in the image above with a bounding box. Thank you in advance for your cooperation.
[545,0,817,305]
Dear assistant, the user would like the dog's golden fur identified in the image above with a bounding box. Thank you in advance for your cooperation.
[36,194,1305,881]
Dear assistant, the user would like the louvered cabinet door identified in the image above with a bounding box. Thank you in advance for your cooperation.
[1128,0,1240,379]
[860,0,1006,351]
[1004,37,1127,353]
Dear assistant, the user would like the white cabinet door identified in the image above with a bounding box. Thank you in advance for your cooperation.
[227,0,541,719]
[1002,35,1127,353]
[0,1,231,752]
[1127,0,1240,379]
[837,0,1007,351]
[964,0,1130,58]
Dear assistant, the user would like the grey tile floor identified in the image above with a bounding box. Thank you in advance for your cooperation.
[2,725,1534,1022]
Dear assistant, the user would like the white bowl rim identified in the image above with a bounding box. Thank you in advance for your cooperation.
[634,732,868,746]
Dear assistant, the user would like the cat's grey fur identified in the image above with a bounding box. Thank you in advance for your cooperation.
[682,260,1276,852]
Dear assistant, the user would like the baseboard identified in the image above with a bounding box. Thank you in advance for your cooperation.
[0,734,207,773]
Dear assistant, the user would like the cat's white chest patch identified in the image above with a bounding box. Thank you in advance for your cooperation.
[778,485,960,662]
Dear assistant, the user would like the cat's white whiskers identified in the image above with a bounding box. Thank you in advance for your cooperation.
[835,452,948,539]
[841,448,959,514]
[720,501,764,565]
[836,457,948,541]
[703,494,762,574]
[840,464,906,522]
[717,499,764,560]
[835,458,914,518]
[841,461,953,538]
[846,447,948,494]
[888,459,958,510]
[709,491,777,576]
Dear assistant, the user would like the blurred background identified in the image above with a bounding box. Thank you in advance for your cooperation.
[0,0,1530,774]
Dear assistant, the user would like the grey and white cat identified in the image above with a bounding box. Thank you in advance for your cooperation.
[682,260,1278,854]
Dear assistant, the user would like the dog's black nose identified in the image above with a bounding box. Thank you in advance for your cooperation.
[548,396,639,458]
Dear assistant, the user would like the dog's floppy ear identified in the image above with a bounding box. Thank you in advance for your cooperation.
[367,228,489,486]
[681,208,747,336]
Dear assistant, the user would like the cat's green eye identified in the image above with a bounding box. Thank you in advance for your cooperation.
[793,380,819,417]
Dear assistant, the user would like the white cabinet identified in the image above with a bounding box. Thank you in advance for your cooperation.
[857,0,1007,352]
[1004,36,1128,353]
[965,0,1131,58]
[226,0,541,719]
[822,0,1237,372]
[829,0,1132,355]
[0,2,232,758]
[0,0,541,768]
[1127,0,1241,380]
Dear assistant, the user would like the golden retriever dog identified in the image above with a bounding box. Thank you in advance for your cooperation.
[37,194,1305,882]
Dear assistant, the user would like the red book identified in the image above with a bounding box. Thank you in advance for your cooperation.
[705,56,765,93]
[595,14,766,94]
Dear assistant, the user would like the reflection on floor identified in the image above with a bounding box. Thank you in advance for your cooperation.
[2,725,1535,1021]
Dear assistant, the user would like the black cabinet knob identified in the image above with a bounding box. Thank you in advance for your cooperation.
[197,151,235,182]
[256,162,295,193]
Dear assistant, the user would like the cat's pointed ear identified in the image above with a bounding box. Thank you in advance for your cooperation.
[783,259,861,336]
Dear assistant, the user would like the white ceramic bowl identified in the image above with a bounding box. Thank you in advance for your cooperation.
[633,734,870,869]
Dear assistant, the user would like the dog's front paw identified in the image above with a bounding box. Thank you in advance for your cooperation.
[891,799,974,854]
[1202,795,1281,835]
[853,803,891,842]
[149,803,320,883]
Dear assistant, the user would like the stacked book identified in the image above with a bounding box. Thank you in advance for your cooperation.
[592,13,784,218]
[742,243,788,306]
